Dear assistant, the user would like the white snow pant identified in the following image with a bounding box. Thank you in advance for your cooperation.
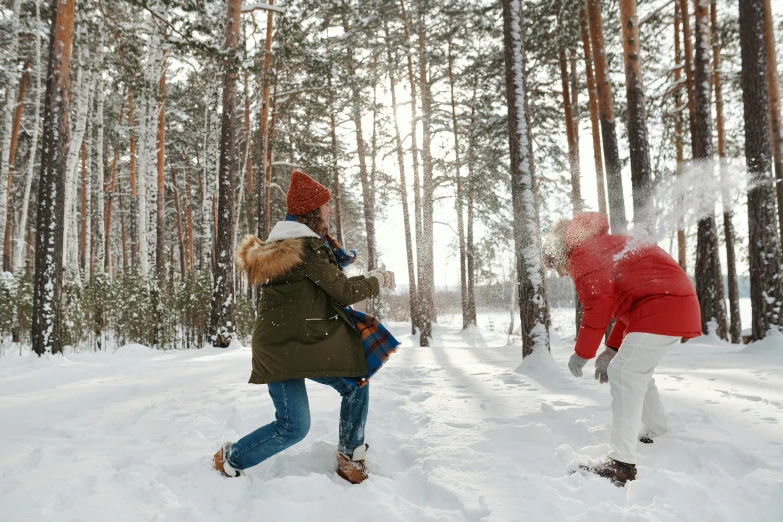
[607,332,681,465]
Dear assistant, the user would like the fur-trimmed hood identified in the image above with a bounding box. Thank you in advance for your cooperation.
[235,221,320,285]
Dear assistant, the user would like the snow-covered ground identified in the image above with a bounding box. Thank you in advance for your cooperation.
[1,308,782,521]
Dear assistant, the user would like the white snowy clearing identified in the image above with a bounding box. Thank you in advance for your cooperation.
[1,308,782,522]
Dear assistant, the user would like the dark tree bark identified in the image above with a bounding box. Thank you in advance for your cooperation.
[619,0,653,229]
[762,0,783,244]
[209,0,241,347]
[585,0,627,233]
[502,0,550,357]
[712,0,741,343]
[32,0,76,355]
[692,0,727,338]
[738,0,783,340]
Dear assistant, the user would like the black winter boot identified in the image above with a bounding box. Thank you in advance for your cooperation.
[579,457,637,486]
[639,435,654,444]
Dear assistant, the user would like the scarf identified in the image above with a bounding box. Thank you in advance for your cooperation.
[342,308,400,388]
[285,214,357,268]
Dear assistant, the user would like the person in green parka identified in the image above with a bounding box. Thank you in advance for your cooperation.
[213,170,396,484]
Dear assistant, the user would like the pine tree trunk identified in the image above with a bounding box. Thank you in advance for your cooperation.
[501,0,550,357]
[448,42,469,330]
[559,49,582,215]
[243,65,254,238]
[585,0,628,233]
[15,0,41,273]
[762,0,783,244]
[63,58,93,278]
[0,0,23,268]
[342,15,377,274]
[465,76,478,326]
[209,0,241,347]
[184,157,195,273]
[80,138,88,275]
[712,0,741,342]
[120,194,128,268]
[128,93,139,268]
[619,0,653,229]
[580,9,607,217]
[328,76,344,246]
[32,0,76,355]
[105,141,118,273]
[399,0,424,332]
[674,1,687,270]
[256,0,275,238]
[156,55,167,289]
[416,1,436,344]
[92,62,105,276]
[738,0,783,340]
[692,0,727,338]
[383,22,419,334]
[3,63,30,272]
[171,159,185,277]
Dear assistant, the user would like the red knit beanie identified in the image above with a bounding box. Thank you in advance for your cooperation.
[286,170,331,215]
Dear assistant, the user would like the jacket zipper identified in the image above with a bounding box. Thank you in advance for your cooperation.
[305,315,339,321]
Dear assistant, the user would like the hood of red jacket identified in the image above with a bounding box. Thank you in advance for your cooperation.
[566,212,610,254]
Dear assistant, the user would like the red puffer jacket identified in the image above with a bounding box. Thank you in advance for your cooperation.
[566,212,702,359]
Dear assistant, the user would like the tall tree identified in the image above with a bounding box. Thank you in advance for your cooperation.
[416,0,436,345]
[15,0,44,272]
[32,0,77,355]
[618,0,653,228]
[0,0,23,268]
[341,13,377,274]
[256,0,275,238]
[502,0,550,357]
[384,20,419,335]
[738,0,783,340]
[156,54,167,288]
[91,37,106,276]
[448,39,469,330]
[579,9,607,216]
[585,0,627,233]
[762,0,783,243]
[712,0,741,343]
[692,0,727,338]
[674,0,687,269]
[128,93,139,267]
[210,0,241,347]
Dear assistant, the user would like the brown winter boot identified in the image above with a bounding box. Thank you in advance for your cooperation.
[213,442,241,478]
[579,457,637,487]
[336,444,369,484]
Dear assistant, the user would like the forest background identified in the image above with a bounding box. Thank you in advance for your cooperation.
[0,0,781,355]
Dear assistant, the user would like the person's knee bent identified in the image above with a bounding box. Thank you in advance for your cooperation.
[278,409,311,443]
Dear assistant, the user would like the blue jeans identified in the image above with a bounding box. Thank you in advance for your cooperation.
[227,378,369,470]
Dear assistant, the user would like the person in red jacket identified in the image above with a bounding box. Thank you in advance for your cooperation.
[543,212,701,486]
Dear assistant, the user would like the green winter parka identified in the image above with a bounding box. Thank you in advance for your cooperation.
[236,221,380,384]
